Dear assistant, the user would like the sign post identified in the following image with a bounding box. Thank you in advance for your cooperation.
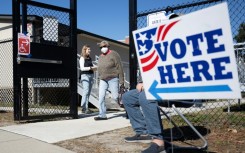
[18,33,30,55]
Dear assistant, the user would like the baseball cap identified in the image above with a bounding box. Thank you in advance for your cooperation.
[98,40,110,47]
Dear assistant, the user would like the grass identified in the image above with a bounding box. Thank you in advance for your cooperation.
[162,104,245,128]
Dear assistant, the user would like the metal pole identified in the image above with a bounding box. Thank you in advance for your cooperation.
[129,0,137,89]
[13,0,21,121]
[172,104,208,150]
[22,0,27,35]
[70,0,78,119]
[21,0,29,118]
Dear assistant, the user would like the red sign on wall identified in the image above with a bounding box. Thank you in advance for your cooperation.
[18,33,30,55]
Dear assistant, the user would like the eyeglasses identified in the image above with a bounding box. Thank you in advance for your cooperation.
[100,46,107,48]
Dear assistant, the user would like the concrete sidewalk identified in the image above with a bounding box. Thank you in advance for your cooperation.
[0,129,74,153]
[0,111,130,153]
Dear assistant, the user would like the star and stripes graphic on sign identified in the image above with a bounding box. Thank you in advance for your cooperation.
[134,20,179,72]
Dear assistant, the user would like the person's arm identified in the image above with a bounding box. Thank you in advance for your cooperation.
[136,72,144,91]
[113,52,124,85]
[137,73,143,83]
[91,63,97,71]
[79,57,91,71]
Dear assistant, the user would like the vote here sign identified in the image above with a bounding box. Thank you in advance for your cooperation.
[132,2,241,100]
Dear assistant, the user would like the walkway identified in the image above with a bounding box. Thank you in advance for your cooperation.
[0,111,130,152]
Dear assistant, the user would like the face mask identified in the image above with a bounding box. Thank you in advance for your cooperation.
[101,47,108,54]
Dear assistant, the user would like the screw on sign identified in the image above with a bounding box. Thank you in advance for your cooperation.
[18,33,30,55]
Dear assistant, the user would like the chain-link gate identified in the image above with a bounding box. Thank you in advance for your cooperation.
[10,0,77,120]
[0,39,13,112]
[129,0,245,129]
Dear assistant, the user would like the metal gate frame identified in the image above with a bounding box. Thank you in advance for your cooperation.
[12,0,78,120]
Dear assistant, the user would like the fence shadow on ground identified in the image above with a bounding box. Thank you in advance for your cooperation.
[78,111,126,119]
[0,110,8,113]
[169,150,217,153]
[164,126,212,153]
[163,126,210,141]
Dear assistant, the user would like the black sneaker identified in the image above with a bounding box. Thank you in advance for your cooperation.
[142,142,166,153]
[94,116,108,121]
[124,134,152,143]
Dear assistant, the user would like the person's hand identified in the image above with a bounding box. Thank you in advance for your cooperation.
[91,66,97,71]
[119,84,125,91]
[119,84,126,94]
[136,83,144,92]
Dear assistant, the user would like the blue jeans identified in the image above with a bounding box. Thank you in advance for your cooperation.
[81,73,94,111]
[98,77,119,117]
[122,89,163,140]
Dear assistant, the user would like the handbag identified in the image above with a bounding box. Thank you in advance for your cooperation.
[118,85,128,108]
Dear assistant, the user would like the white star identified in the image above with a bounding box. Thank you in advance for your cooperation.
[137,32,148,43]
[139,44,148,54]
[150,34,156,41]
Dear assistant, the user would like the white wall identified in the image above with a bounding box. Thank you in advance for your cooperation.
[0,22,12,40]
[0,23,13,88]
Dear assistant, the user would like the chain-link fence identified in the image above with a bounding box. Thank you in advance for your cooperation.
[17,0,74,119]
[136,0,245,128]
[0,0,77,120]
[26,3,71,47]
[0,39,13,111]
[0,39,72,118]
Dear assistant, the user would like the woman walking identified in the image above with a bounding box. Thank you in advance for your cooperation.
[79,45,97,114]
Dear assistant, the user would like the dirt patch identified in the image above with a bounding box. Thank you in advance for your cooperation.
[1,111,245,153]
[55,127,149,153]
[0,110,17,127]
[55,125,245,153]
